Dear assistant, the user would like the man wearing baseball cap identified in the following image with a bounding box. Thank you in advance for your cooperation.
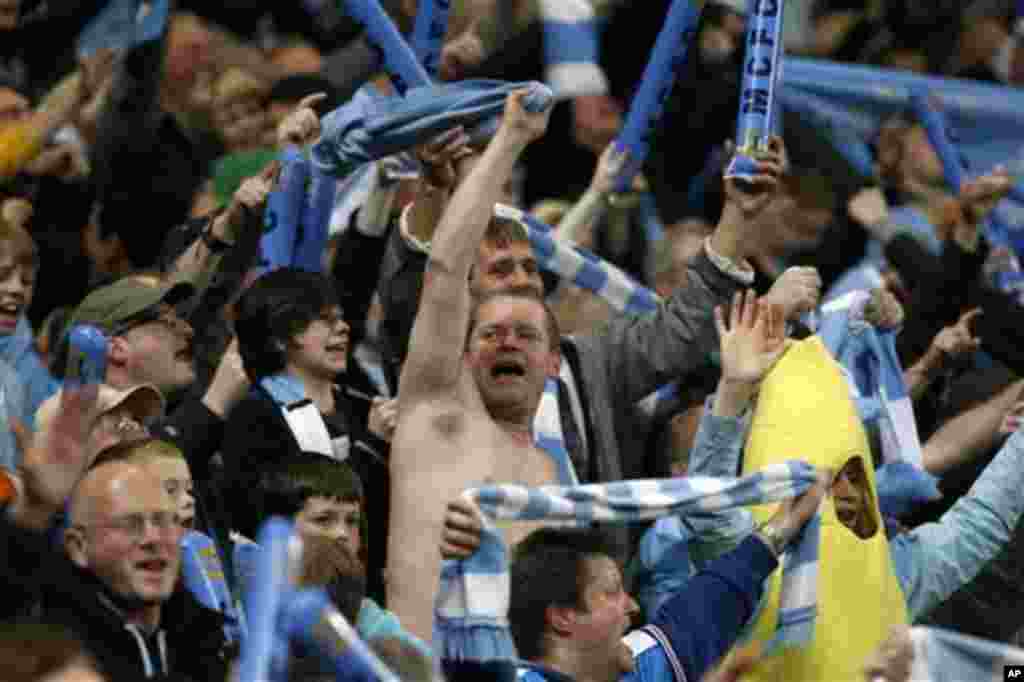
[69,277,196,398]
[64,276,250,567]
[35,383,165,463]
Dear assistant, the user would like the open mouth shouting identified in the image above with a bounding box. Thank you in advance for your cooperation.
[491,358,527,382]
[0,299,22,332]
[135,556,173,589]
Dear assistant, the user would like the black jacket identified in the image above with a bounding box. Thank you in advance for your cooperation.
[220,386,390,602]
[0,516,231,682]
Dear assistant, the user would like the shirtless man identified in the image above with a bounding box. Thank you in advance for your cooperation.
[388,90,557,641]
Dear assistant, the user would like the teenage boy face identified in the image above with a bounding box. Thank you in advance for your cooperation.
[295,496,363,557]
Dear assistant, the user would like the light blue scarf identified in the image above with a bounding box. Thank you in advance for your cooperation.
[818,290,941,518]
[0,316,58,429]
[435,461,821,661]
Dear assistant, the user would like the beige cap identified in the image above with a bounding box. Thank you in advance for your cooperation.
[34,383,165,437]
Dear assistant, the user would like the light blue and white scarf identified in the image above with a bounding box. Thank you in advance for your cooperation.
[538,0,608,98]
[907,626,1024,682]
[818,290,940,518]
[0,316,58,429]
[534,378,580,486]
[435,461,821,661]
[497,204,662,318]
[259,373,350,462]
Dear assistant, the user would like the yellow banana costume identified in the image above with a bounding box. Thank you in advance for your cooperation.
[742,337,908,682]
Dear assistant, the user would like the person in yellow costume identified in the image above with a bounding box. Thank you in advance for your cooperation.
[683,290,1024,681]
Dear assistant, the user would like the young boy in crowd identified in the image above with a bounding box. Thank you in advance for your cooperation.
[91,437,195,530]
[258,455,426,654]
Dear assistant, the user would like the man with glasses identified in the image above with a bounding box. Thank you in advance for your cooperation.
[1,387,231,681]
[70,278,197,398]
[67,276,251,576]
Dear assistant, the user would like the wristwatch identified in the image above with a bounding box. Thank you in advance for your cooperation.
[755,520,788,558]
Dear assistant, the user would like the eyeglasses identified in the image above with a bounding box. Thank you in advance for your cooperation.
[76,511,182,542]
[111,304,190,337]
[93,411,147,437]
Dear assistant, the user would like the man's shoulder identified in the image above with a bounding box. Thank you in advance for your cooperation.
[623,626,688,682]
[623,628,661,657]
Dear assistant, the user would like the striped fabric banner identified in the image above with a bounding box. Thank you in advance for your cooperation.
[435,461,821,661]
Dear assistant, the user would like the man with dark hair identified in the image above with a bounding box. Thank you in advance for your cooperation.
[65,275,251,549]
[237,453,425,655]
[507,478,825,682]
[259,455,366,559]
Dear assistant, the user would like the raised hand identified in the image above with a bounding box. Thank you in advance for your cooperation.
[210,159,281,245]
[415,126,472,190]
[440,498,484,560]
[930,308,982,364]
[277,92,327,148]
[960,166,1012,226]
[368,397,399,442]
[759,468,829,552]
[233,160,281,213]
[863,287,905,330]
[499,89,552,147]
[589,143,630,197]
[202,338,250,418]
[723,135,789,218]
[847,186,890,239]
[13,383,99,530]
[716,290,787,385]
[761,266,822,321]
[438,24,485,82]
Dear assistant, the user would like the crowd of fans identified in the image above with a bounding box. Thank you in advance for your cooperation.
[2,0,1024,680]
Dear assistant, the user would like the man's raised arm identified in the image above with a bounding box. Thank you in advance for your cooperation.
[397,90,551,402]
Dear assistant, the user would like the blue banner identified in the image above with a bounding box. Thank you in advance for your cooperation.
[410,0,450,78]
[726,0,787,182]
[340,0,432,94]
[612,0,705,192]
[780,57,1024,279]
[781,57,1024,181]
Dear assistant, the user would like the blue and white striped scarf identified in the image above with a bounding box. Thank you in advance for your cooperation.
[435,461,821,662]
[259,373,350,462]
[538,0,608,98]
[818,290,940,519]
[497,204,663,317]
[907,627,1024,682]
[534,379,580,486]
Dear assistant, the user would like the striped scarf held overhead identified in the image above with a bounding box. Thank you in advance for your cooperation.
[538,0,608,98]
[435,461,821,662]
[818,291,940,519]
